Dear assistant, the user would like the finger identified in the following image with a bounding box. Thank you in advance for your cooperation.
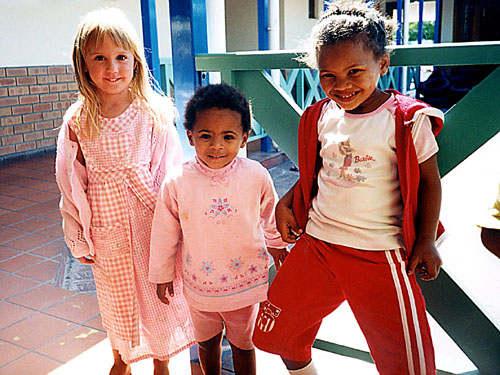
[77,257,94,264]
[167,283,175,297]
[406,257,419,276]
[159,295,170,304]
[422,264,440,281]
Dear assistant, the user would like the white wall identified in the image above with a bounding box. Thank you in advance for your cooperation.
[282,0,322,50]
[0,0,172,67]
[225,0,258,52]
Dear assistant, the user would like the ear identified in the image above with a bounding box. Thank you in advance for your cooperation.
[240,132,249,148]
[186,130,194,146]
[379,52,390,76]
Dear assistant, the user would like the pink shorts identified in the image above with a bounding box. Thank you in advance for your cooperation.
[189,304,259,350]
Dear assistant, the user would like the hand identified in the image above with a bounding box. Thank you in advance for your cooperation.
[268,247,288,271]
[76,256,94,264]
[276,199,302,243]
[407,238,442,281]
[156,282,174,304]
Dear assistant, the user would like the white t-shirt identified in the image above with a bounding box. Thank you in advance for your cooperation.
[305,95,441,250]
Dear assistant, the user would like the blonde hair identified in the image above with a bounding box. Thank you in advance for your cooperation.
[72,8,171,138]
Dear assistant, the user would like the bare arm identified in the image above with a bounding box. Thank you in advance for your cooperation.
[407,154,442,280]
[275,181,302,243]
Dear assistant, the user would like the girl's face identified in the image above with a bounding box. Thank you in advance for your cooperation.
[318,40,390,114]
[83,34,135,102]
[187,108,249,169]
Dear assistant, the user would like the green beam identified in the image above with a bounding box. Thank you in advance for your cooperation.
[389,42,500,67]
[196,42,500,72]
[437,67,500,177]
[418,272,500,375]
[232,70,302,164]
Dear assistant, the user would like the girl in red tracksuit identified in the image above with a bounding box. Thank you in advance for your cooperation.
[252,1,445,374]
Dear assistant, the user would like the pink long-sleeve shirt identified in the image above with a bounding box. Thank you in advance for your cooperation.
[149,156,287,312]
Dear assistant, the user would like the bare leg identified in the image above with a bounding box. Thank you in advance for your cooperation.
[282,358,312,371]
[153,358,170,375]
[198,332,223,375]
[229,342,256,375]
[110,349,131,375]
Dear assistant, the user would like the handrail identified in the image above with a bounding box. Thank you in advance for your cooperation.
[196,41,500,72]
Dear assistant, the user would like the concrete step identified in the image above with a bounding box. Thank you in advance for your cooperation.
[248,151,290,170]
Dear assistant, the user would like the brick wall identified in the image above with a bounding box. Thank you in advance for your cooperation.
[0,65,78,163]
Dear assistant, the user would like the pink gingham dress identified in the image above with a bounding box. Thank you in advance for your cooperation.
[69,99,194,363]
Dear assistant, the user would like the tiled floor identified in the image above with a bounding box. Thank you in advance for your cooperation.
[0,153,105,375]
[1,135,499,375]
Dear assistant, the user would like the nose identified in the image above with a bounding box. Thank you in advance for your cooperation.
[332,76,351,91]
[106,59,118,73]
[210,136,224,149]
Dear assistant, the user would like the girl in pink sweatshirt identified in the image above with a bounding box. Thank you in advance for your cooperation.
[149,83,288,375]
[55,8,194,375]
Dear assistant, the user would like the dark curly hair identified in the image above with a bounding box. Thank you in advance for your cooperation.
[299,0,396,68]
[184,83,251,133]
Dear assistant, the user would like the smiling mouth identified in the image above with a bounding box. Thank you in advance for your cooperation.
[106,78,120,83]
[337,92,357,100]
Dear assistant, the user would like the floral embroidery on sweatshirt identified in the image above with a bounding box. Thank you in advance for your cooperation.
[182,248,270,298]
[205,197,237,219]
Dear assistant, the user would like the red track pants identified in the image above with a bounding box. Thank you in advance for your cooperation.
[253,234,436,375]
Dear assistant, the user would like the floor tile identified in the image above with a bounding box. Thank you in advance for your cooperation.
[17,202,58,216]
[0,246,21,262]
[0,312,75,349]
[0,226,27,245]
[2,233,54,252]
[30,240,64,258]
[7,284,76,311]
[36,223,63,238]
[36,326,107,363]
[24,191,60,203]
[11,217,55,232]
[0,185,37,199]
[15,259,60,282]
[44,293,100,324]
[41,210,62,221]
[0,301,35,329]
[0,351,62,375]
[0,198,36,211]
[0,211,31,226]
[0,274,39,300]
[31,181,59,192]
[0,194,12,204]
[0,253,43,273]
[0,208,8,215]
[3,177,41,188]
[0,341,29,368]
[83,315,105,333]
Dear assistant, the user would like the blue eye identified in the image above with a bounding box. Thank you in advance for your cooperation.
[117,55,127,61]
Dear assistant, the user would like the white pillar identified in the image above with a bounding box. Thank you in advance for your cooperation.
[269,0,281,84]
[206,0,226,83]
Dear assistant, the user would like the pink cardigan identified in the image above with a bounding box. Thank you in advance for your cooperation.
[55,100,183,258]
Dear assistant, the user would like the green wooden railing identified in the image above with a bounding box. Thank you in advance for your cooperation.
[196,41,500,375]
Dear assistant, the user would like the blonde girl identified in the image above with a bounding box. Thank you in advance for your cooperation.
[56,8,194,375]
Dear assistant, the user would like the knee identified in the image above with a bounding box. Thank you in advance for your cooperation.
[198,331,223,351]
